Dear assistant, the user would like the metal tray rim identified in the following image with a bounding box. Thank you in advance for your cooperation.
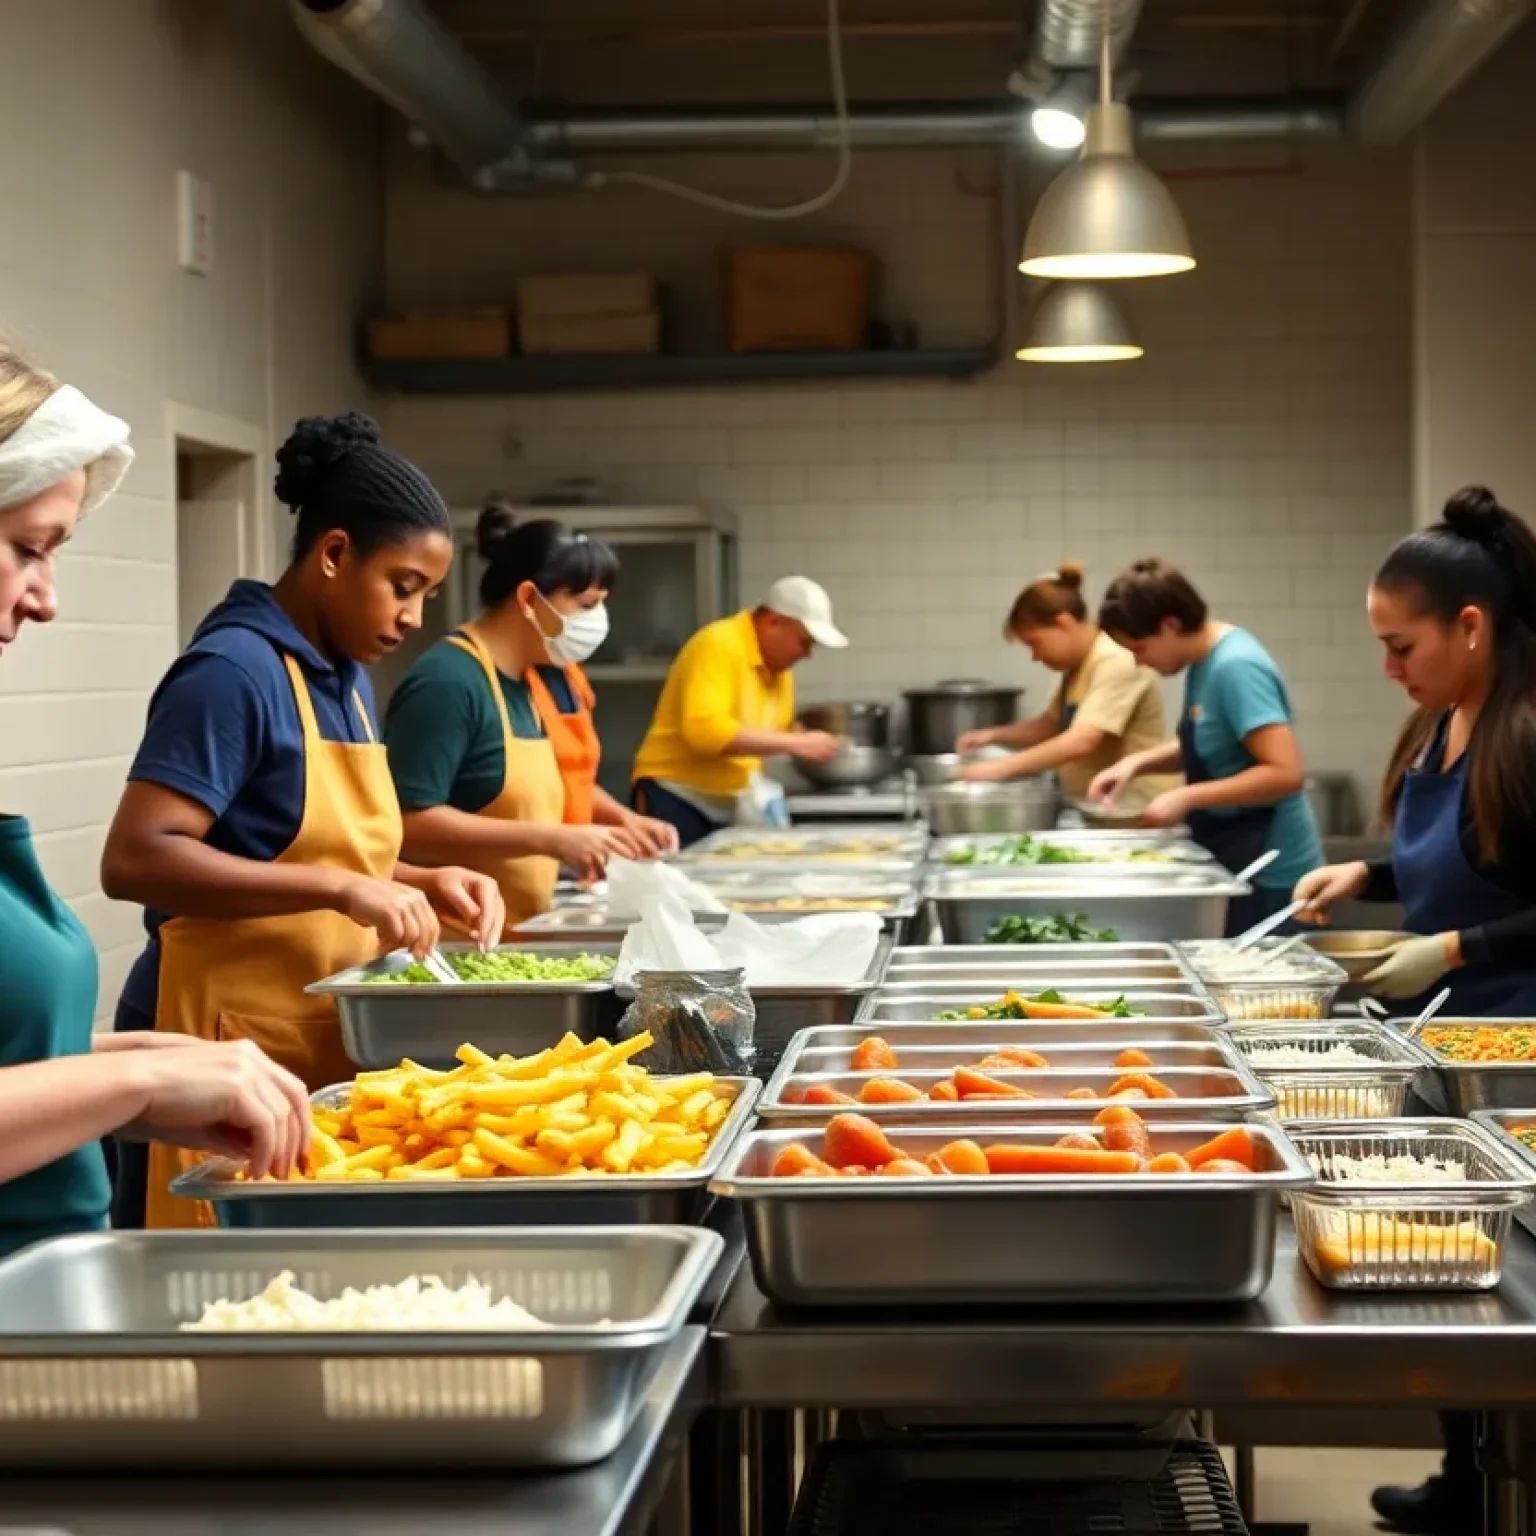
[0,1225,725,1355]
[172,1077,762,1201]
[1392,1018,1536,1072]
[926,872,1252,899]
[308,942,619,998]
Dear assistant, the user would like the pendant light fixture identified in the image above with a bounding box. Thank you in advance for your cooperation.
[1020,28,1194,281]
[1016,280,1142,363]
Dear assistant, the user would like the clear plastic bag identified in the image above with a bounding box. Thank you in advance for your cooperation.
[734,771,790,828]
[617,967,756,1075]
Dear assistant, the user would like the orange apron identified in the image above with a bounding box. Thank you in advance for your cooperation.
[445,625,566,932]
[526,663,600,825]
[145,653,403,1229]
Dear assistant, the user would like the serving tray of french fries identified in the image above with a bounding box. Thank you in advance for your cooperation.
[172,1034,761,1228]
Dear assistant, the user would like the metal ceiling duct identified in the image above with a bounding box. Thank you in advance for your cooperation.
[1033,0,1146,70]
[290,0,525,175]
[1348,0,1536,144]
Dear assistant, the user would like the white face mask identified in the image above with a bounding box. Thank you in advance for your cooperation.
[535,591,609,666]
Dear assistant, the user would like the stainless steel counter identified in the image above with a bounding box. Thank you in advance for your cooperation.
[711,1224,1536,1410]
[0,1328,705,1536]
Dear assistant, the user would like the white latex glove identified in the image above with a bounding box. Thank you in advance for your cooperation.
[1361,934,1455,1000]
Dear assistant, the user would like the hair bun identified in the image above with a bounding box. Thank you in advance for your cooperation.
[476,497,519,561]
[1056,559,1086,590]
[274,412,380,510]
[1444,485,1505,543]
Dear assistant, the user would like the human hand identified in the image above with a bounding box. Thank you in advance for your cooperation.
[791,730,842,765]
[337,875,441,959]
[120,1039,311,1180]
[1361,933,1458,1000]
[92,1031,203,1053]
[1088,760,1135,808]
[960,755,1016,783]
[422,866,505,950]
[549,823,635,883]
[1292,862,1370,926]
[1141,788,1191,830]
[621,812,680,858]
[956,728,996,755]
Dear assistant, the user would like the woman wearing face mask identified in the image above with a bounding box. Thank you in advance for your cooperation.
[384,504,675,933]
[1295,489,1536,1536]
[955,562,1179,814]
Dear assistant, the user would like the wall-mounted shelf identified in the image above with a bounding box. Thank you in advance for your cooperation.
[361,347,996,395]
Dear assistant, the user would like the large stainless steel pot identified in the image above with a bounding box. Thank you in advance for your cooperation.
[921,778,1060,835]
[903,681,1021,755]
[798,701,890,748]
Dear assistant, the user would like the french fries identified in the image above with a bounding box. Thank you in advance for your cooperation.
[286,1033,733,1183]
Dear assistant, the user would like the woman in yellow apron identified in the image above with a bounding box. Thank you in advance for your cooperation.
[385,504,675,933]
[101,413,503,1228]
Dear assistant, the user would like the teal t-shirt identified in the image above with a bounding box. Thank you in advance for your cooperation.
[0,817,110,1258]
[385,638,578,813]
[1183,629,1323,890]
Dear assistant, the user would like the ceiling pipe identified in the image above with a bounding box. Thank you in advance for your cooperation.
[1347,0,1536,144]
[289,0,526,175]
[521,100,1344,157]
[1034,0,1145,70]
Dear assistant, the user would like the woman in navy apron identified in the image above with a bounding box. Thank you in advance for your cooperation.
[1087,558,1323,934]
[1297,485,1536,1536]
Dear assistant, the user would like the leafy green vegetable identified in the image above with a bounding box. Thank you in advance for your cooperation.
[984,913,1120,944]
[366,951,615,985]
[945,836,1172,868]
[936,988,1146,1021]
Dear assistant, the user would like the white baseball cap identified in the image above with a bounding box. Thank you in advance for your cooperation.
[764,575,849,649]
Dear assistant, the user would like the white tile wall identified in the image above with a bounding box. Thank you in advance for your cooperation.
[382,141,1415,807]
[0,2,377,1017]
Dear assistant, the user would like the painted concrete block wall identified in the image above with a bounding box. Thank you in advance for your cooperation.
[0,1,378,1017]
[382,138,1415,807]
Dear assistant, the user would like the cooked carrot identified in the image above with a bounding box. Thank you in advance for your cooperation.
[1107,1073,1177,1100]
[928,1080,960,1101]
[877,1156,934,1177]
[834,1164,870,1177]
[1114,1048,1155,1069]
[1110,1087,1148,1100]
[1145,1152,1192,1174]
[802,1083,857,1105]
[859,1076,926,1104]
[1096,1105,1152,1159]
[984,1143,1141,1175]
[926,1152,956,1176]
[965,1091,1038,1100]
[976,1048,1049,1070]
[1019,1000,1107,1020]
[1055,1133,1102,1152]
[930,1138,990,1175]
[851,1036,900,1072]
[1185,1126,1256,1171]
[953,1066,1031,1099]
[1195,1158,1253,1175]
[824,1113,898,1170]
[772,1143,834,1178]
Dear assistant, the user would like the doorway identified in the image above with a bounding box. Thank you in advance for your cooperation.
[174,439,259,646]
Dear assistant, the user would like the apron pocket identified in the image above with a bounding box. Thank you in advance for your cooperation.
[214,1007,354,1093]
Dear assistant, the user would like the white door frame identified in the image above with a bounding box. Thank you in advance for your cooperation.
[164,403,270,579]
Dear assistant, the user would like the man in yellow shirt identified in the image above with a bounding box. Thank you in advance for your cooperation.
[631,576,847,845]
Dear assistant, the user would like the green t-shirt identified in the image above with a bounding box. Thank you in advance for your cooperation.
[385,638,579,813]
[0,817,110,1258]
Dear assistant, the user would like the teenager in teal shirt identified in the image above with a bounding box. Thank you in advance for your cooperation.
[0,346,311,1258]
[1089,558,1323,934]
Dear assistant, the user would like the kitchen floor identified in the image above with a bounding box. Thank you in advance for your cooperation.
[1236,1447,1438,1535]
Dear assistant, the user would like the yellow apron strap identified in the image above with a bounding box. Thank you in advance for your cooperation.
[281,654,322,744]
[449,625,521,744]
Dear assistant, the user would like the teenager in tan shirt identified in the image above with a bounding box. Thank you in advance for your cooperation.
[958,562,1179,814]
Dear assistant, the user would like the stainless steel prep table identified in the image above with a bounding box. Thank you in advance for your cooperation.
[0,1326,705,1536]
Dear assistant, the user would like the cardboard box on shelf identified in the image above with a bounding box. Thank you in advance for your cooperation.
[516,273,658,321]
[726,245,876,353]
[366,311,511,360]
[519,309,662,356]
